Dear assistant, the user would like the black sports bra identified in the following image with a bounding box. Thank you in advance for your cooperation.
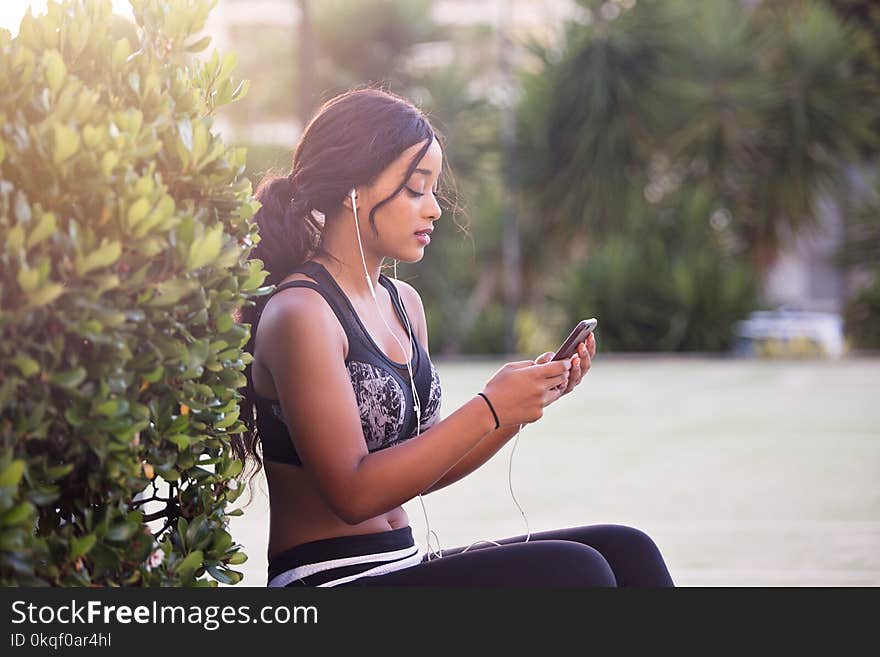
[253,261,442,466]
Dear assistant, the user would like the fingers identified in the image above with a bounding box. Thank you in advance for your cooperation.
[546,370,569,388]
[532,359,570,378]
[586,332,597,358]
[564,355,583,393]
[533,351,556,364]
[544,380,568,405]
[559,343,592,394]
[577,342,591,372]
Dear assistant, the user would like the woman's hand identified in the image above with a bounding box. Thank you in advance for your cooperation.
[481,358,572,427]
[535,331,596,397]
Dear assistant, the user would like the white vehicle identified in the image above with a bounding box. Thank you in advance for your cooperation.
[732,308,845,358]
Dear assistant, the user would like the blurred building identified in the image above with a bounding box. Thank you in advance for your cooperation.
[764,166,875,315]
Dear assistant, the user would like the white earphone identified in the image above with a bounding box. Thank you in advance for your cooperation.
[348,188,529,560]
[349,189,421,426]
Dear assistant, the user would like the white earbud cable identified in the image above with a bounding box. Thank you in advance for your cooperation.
[350,189,529,562]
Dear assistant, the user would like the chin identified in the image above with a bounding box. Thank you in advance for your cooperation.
[394,249,425,264]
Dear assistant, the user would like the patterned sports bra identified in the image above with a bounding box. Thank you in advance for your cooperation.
[253,260,442,466]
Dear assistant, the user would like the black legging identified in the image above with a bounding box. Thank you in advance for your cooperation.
[350,524,674,587]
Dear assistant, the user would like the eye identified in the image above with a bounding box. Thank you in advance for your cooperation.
[405,186,425,198]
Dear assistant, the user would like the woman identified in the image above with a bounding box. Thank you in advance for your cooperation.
[235,88,674,587]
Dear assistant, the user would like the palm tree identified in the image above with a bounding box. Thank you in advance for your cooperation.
[516,0,878,276]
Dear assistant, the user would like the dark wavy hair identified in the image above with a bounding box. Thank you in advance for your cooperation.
[231,87,446,489]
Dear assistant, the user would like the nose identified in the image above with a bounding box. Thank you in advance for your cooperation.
[425,192,442,221]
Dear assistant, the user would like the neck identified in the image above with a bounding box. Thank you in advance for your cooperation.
[314,211,384,300]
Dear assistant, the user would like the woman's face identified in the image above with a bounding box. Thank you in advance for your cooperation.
[357,137,443,263]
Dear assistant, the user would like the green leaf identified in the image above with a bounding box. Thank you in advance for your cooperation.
[242,260,269,290]
[6,225,25,251]
[0,501,34,527]
[175,550,203,579]
[105,523,136,542]
[50,367,87,389]
[70,534,97,559]
[101,151,119,177]
[214,409,239,429]
[206,564,240,585]
[126,197,150,229]
[166,434,190,450]
[111,37,131,70]
[76,240,122,275]
[52,123,80,164]
[216,313,233,333]
[187,224,223,271]
[217,52,237,82]
[17,267,40,292]
[225,551,248,565]
[147,277,197,306]
[230,79,250,102]
[11,355,40,378]
[157,468,180,482]
[95,399,129,417]
[186,35,211,52]
[28,283,64,308]
[222,458,243,479]
[44,49,66,94]
[26,212,56,248]
[0,460,25,488]
[44,463,75,481]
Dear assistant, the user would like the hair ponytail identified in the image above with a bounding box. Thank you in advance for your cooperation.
[231,174,323,489]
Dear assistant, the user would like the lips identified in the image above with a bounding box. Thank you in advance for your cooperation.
[414,227,433,236]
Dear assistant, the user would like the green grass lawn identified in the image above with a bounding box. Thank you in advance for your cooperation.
[227,355,880,587]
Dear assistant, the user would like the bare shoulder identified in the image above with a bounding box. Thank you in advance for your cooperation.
[256,276,346,361]
[387,277,424,313]
[387,277,427,324]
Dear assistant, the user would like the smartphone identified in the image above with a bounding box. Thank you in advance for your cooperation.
[551,318,598,361]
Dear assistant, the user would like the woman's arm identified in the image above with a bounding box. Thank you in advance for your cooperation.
[391,279,521,494]
[425,337,596,494]
[422,424,522,494]
[259,287,567,525]
[393,281,596,495]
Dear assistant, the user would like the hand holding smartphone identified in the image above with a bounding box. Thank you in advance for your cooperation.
[551,318,598,362]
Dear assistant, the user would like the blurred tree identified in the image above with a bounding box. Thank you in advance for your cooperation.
[547,185,759,353]
[518,0,877,273]
[516,1,877,322]
[742,0,879,271]
[298,0,316,122]
[312,0,439,98]
[395,41,509,354]
[516,0,677,256]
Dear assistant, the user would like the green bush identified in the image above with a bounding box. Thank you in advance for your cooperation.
[552,189,760,352]
[0,0,267,585]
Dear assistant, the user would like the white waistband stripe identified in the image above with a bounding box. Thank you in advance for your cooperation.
[268,544,424,588]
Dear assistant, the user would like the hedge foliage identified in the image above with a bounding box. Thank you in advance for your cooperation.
[0,0,268,585]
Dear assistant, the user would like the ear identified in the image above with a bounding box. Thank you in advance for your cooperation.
[342,188,358,210]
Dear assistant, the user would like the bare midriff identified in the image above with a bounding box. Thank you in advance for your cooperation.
[264,461,409,562]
